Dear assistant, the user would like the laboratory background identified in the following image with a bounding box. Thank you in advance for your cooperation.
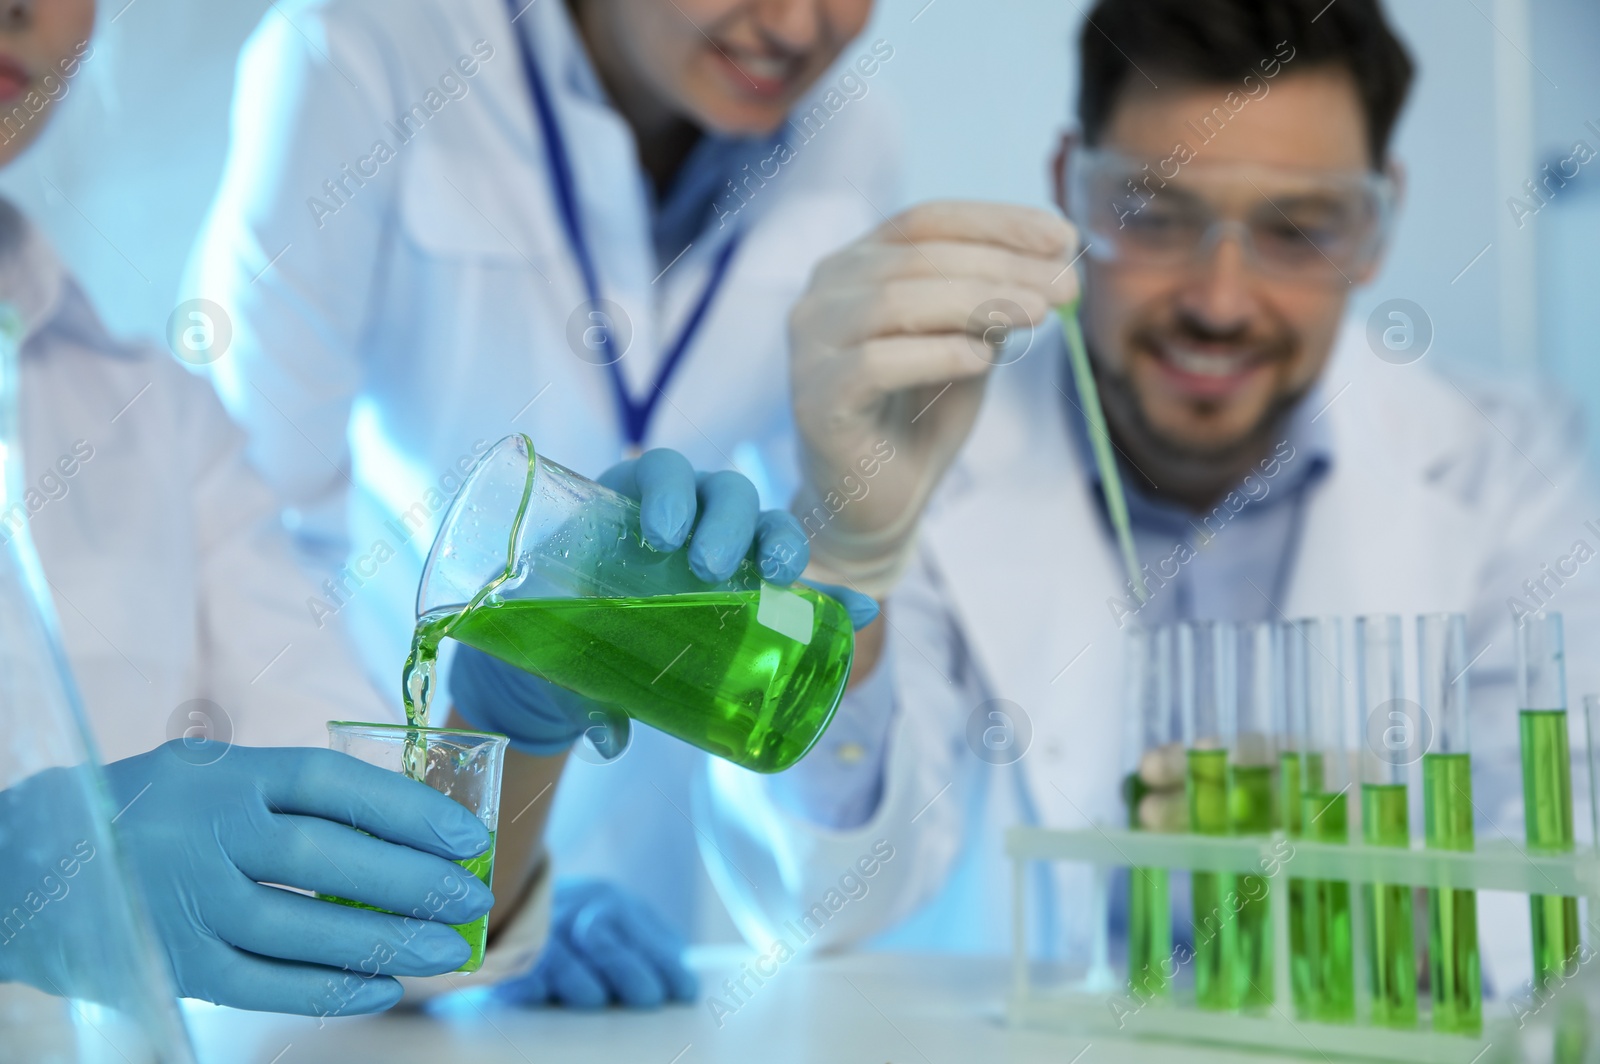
[4,0,1600,1061]
[10,0,1600,421]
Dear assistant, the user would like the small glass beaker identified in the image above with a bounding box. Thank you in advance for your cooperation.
[411,433,855,774]
[321,722,508,973]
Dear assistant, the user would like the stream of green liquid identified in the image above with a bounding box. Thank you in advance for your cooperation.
[1361,782,1417,1028]
[1422,751,1480,1034]
[1521,709,1581,991]
[1230,762,1274,1010]
[1188,749,1235,1010]
[1302,788,1354,1023]
[405,588,854,774]
[318,831,496,974]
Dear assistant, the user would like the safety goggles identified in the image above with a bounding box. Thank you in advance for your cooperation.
[1066,147,1398,285]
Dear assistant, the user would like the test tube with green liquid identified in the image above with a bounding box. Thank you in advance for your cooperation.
[1123,626,1176,1000]
[1288,616,1355,1023]
[1355,614,1417,1028]
[1418,612,1480,1035]
[1231,621,1280,1010]
[1517,611,1581,991]
[1278,620,1313,1016]
[1181,620,1237,1010]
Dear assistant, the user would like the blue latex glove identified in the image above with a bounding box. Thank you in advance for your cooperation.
[495,879,697,1009]
[449,449,878,755]
[91,741,494,1015]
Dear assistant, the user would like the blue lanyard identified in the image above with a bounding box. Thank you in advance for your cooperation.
[505,0,742,449]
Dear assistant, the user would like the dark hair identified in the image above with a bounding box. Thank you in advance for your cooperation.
[1076,0,1415,166]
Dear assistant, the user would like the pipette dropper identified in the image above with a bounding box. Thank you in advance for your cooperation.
[1057,300,1147,604]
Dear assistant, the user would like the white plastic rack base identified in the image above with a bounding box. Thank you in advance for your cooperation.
[1005,826,1600,1062]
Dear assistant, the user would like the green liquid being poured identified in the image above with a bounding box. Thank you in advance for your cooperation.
[1302,788,1354,1023]
[1361,782,1417,1028]
[1230,762,1274,1010]
[407,588,854,774]
[1422,751,1481,1035]
[1521,709,1580,990]
[318,830,497,974]
[1187,748,1235,1010]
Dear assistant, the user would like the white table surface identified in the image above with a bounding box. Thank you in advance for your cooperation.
[182,950,1272,1064]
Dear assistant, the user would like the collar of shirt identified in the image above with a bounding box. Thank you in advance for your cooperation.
[0,198,66,348]
[1052,324,1336,538]
[524,1,781,269]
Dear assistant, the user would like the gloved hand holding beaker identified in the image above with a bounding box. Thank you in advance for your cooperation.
[100,741,494,1015]
[446,446,876,766]
[789,202,1079,596]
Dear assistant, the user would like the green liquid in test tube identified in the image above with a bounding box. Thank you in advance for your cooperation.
[1356,615,1417,1028]
[1277,636,1318,1017]
[1418,613,1480,1035]
[1517,612,1581,991]
[1287,617,1354,1023]
[1123,626,1175,1000]
[1230,621,1280,1010]
[1181,621,1237,1011]
[1279,747,1317,1013]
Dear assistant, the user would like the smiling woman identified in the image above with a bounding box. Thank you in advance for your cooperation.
[0,0,92,159]
[568,0,875,185]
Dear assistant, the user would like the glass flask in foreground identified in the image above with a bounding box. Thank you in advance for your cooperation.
[0,304,196,1063]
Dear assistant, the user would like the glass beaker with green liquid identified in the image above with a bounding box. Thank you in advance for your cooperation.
[1418,612,1480,1035]
[1123,626,1177,1001]
[409,434,855,773]
[320,722,507,973]
[1516,610,1581,991]
[1231,621,1280,1011]
[1355,614,1417,1029]
[1287,616,1355,1023]
[1180,620,1238,1011]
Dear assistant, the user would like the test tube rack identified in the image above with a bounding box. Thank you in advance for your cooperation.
[1006,826,1600,1062]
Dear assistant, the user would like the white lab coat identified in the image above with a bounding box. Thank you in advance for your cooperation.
[702,322,1600,989]
[3,201,388,761]
[183,0,900,937]
[3,199,547,997]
